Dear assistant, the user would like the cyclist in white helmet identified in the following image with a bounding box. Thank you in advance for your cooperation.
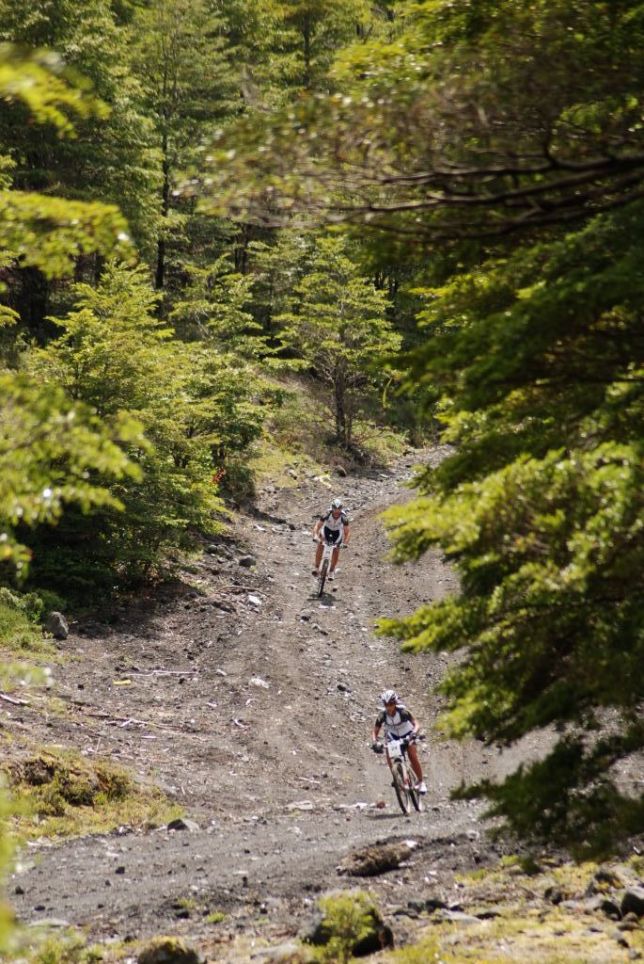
[372,689,427,793]
[312,497,350,581]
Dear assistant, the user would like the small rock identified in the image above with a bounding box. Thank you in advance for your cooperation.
[543,886,564,905]
[249,677,269,689]
[238,555,256,568]
[247,594,262,607]
[27,918,70,928]
[167,818,201,833]
[436,909,482,925]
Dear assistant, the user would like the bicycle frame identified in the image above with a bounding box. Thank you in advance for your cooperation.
[316,534,340,596]
[385,736,422,815]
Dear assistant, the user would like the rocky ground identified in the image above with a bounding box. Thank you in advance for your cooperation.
[4,449,643,962]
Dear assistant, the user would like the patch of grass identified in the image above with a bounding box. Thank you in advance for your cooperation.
[308,891,383,964]
[382,855,639,964]
[175,896,197,911]
[381,907,628,963]
[251,441,324,490]
[205,911,227,925]
[0,594,54,657]
[251,374,409,488]
[349,418,408,465]
[5,747,181,840]
[6,927,105,964]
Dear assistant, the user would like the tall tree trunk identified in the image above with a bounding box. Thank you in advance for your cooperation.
[302,21,311,89]
[155,136,170,291]
[334,371,348,447]
[234,222,251,273]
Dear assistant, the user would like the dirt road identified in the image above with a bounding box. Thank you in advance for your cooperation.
[7,450,516,959]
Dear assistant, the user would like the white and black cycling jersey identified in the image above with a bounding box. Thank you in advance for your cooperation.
[375,703,415,740]
[320,510,349,535]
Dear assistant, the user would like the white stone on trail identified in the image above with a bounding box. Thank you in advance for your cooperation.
[249,676,270,689]
[286,800,315,811]
[247,594,263,607]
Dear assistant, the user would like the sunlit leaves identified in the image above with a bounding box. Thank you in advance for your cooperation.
[0,191,129,277]
[0,372,142,571]
[0,42,105,134]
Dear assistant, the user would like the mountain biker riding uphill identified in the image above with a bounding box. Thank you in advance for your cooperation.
[372,689,427,794]
[312,497,350,581]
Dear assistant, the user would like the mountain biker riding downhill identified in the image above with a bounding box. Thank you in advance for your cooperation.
[312,497,350,581]
[372,689,427,793]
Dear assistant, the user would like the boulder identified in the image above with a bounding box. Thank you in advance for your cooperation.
[621,887,644,919]
[337,840,419,877]
[45,611,69,640]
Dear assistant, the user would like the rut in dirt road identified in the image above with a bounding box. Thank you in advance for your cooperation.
[8,451,511,953]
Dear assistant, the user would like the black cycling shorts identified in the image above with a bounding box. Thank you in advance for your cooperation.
[323,526,342,544]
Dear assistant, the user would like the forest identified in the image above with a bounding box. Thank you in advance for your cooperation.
[1,0,643,937]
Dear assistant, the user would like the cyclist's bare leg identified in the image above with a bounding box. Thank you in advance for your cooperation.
[314,541,324,572]
[329,545,341,573]
[407,743,423,783]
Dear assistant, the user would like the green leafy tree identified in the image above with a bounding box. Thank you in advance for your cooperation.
[206,0,644,238]
[0,1,160,256]
[0,49,146,953]
[277,235,399,447]
[380,204,644,853]
[0,372,142,576]
[129,0,237,291]
[0,47,142,574]
[248,231,314,343]
[25,262,226,591]
[169,254,262,351]
[221,0,387,105]
[168,254,268,494]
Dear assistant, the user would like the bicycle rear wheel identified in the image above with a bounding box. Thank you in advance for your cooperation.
[392,761,410,814]
[317,558,329,597]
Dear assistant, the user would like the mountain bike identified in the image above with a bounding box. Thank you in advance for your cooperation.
[374,736,423,815]
[315,535,341,597]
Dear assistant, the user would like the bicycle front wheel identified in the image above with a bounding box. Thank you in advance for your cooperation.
[392,761,410,814]
[317,558,329,597]
[406,763,422,812]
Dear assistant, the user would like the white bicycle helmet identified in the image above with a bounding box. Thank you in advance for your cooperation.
[381,689,398,705]
[330,498,343,510]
